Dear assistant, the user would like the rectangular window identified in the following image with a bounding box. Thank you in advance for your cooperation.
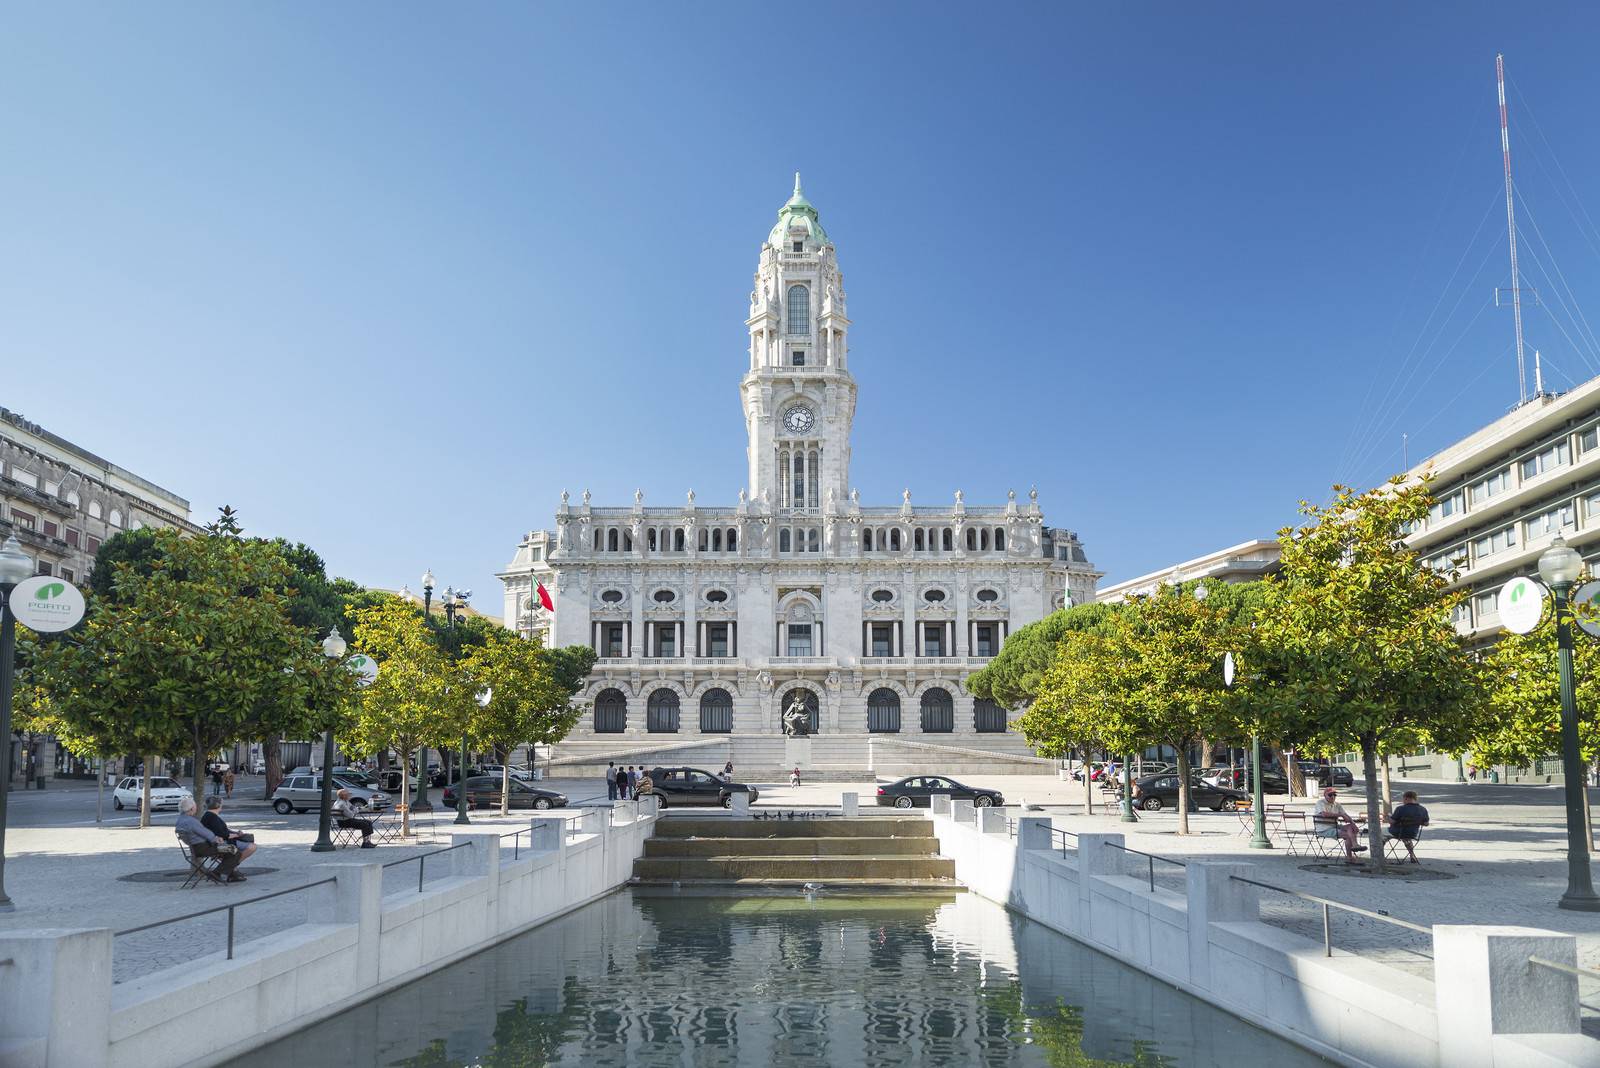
[1428,491,1463,523]
[655,624,676,658]
[1472,524,1517,560]
[1583,426,1600,453]
[65,528,80,548]
[85,535,101,555]
[975,623,998,657]
[1473,589,1500,620]
[791,350,806,366]
[601,624,625,658]
[60,567,74,583]
[1452,601,1472,625]
[1471,467,1512,504]
[1520,440,1571,481]
[792,241,803,252]
[42,520,58,539]
[922,624,944,657]
[35,560,51,576]
[707,623,730,658]
[11,470,37,490]
[870,623,894,657]
[786,624,813,657]
[529,547,542,561]
[11,509,35,530]
[1524,502,1575,540]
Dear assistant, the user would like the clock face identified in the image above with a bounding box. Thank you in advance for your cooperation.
[782,405,815,434]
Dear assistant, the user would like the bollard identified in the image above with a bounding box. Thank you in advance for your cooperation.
[951,799,977,825]
[731,790,751,815]
[931,794,953,816]
[841,791,859,817]
[979,806,1008,834]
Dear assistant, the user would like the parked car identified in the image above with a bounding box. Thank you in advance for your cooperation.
[646,766,760,809]
[1299,762,1355,787]
[271,773,389,814]
[206,761,230,775]
[250,759,266,775]
[112,776,190,811]
[287,766,378,789]
[1131,772,1249,812]
[1204,767,1289,794]
[876,775,1004,809]
[477,764,535,783]
[441,776,567,810]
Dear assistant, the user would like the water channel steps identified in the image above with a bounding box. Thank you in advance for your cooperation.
[632,815,958,889]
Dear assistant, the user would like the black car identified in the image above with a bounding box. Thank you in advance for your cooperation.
[441,776,567,810]
[1209,768,1289,795]
[1132,773,1248,812]
[875,775,1004,809]
[647,766,760,809]
[1302,763,1355,787]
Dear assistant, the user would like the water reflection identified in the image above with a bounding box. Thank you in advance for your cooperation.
[233,889,1330,1067]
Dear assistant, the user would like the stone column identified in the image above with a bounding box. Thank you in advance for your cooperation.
[309,861,383,986]
[1184,861,1257,988]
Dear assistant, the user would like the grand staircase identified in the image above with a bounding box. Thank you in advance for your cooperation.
[631,816,957,889]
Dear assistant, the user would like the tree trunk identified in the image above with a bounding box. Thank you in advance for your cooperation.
[1176,747,1192,835]
[398,734,413,837]
[1198,738,1214,770]
[263,738,283,798]
[140,755,152,828]
[502,762,511,817]
[1082,745,1094,814]
[1284,748,1307,798]
[193,723,207,807]
[1380,755,1393,819]
[1361,732,1384,868]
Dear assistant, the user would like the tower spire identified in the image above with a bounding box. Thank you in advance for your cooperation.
[794,171,802,197]
[1497,53,1529,406]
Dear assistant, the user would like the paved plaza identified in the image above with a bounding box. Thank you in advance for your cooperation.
[5,772,1600,983]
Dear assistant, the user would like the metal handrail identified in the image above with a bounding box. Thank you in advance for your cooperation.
[113,877,338,963]
[500,827,530,859]
[1230,874,1430,958]
[1102,840,1187,893]
[381,840,474,892]
[1529,956,1600,982]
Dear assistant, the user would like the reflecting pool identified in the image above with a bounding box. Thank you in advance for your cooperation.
[234,889,1332,1067]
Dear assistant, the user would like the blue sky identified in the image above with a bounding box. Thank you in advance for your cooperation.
[6,4,1600,608]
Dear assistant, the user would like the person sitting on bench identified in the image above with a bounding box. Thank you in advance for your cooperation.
[201,795,256,864]
[333,788,377,848]
[176,796,245,882]
[1387,790,1430,863]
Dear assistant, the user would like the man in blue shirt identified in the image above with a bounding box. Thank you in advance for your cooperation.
[176,796,244,882]
[1387,791,1430,863]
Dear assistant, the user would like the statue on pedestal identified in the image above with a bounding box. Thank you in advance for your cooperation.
[782,692,812,737]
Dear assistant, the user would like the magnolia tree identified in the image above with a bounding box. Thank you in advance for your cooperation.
[1251,479,1482,865]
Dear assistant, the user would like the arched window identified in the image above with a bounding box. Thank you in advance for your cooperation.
[806,527,819,552]
[607,528,619,552]
[890,528,902,552]
[867,688,901,733]
[699,688,733,733]
[994,528,1006,551]
[648,528,658,552]
[786,284,810,335]
[779,528,792,553]
[710,528,721,552]
[980,529,990,551]
[89,501,102,519]
[974,699,1008,734]
[864,528,875,551]
[66,490,80,509]
[920,688,954,733]
[914,529,925,551]
[674,528,685,552]
[594,689,627,733]
[108,509,122,527]
[699,528,709,551]
[647,689,680,733]
[727,528,738,551]
[623,531,634,551]
[942,528,953,552]
[594,529,603,551]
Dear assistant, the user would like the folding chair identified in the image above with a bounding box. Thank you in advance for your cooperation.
[1385,825,1424,863]
[178,840,227,889]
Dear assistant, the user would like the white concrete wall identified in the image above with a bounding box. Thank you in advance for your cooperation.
[0,807,654,1068]
[932,811,1600,1068]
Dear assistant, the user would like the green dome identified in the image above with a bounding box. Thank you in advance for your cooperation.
[767,172,829,247]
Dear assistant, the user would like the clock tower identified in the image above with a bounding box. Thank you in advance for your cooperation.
[742,174,856,514]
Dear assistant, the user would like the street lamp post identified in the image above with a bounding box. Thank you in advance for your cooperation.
[413,570,436,813]
[311,627,348,853]
[0,535,36,911]
[1537,537,1600,912]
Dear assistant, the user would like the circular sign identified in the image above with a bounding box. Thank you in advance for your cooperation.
[1499,576,1548,635]
[9,576,86,632]
[1223,651,1236,688]
[1574,582,1600,638]
[346,653,379,688]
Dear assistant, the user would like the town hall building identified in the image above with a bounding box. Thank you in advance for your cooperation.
[499,177,1100,776]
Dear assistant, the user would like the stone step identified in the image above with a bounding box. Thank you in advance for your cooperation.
[632,854,957,882]
[643,835,936,857]
[653,817,933,839]
[630,877,964,891]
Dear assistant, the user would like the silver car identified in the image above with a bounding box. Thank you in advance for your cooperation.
[271,773,389,814]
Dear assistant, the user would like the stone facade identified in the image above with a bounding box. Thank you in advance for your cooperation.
[499,178,1100,770]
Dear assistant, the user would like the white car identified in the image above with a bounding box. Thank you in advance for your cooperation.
[479,764,536,782]
[112,776,190,812]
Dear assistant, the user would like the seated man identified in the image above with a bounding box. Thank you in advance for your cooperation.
[1313,787,1367,863]
[333,788,377,848]
[176,796,244,882]
[201,795,256,864]
[1387,790,1431,863]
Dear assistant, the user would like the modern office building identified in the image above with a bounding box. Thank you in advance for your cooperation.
[1095,539,1281,604]
[499,178,1102,776]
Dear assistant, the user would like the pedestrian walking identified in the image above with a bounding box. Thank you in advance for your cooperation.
[722,760,734,782]
[627,766,639,798]
[789,766,801,788]
[211,767,224,797]
[606,761,618,801]
[618,765,631,800]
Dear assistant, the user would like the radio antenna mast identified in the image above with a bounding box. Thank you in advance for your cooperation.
[1498,53,1529,405]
